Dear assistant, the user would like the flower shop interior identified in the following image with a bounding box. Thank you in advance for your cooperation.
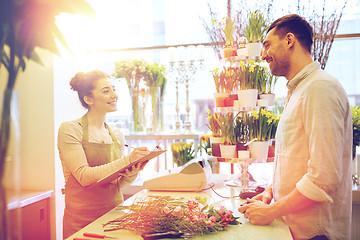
[1,0,360,239]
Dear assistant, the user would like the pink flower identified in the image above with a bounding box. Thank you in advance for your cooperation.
[183,216,191,223]
[205,220,215,226]
[191,215,200,222]
[172,206,182,216]
[218,205,226,215]
[199,213,207,219]
[187,199,199,209]
[162,206,171,215]
[209,216,218,222]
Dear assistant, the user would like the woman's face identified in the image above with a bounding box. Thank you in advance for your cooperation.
[86,78,118,113]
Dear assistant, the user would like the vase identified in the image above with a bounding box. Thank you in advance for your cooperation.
[246,42,262,57]
[248,140,270,163]
[130,90,145,132]
[259,93,276,106]
[148,86,161,132]
[220,144,237,158]
[237,89,258,108]
[210,136,223,157]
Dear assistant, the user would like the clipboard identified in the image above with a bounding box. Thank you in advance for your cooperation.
[87,149,166,189]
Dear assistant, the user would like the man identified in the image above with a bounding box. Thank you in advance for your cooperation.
[238,14,352,240]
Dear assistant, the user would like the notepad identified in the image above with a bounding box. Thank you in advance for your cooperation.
[87,150,166,188]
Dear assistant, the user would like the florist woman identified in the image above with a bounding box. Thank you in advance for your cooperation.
[58,70,149,239]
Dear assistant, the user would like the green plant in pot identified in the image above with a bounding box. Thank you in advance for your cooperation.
[244,10,268,56]
[223,17,237,58]
[216,112,239,158]
[0,0,95,238]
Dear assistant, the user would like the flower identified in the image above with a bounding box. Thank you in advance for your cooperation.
[104,195,240,236]
[171,142,195,166]
[246,109,280,141]
[352,106,360,159]
[206,110,221,137]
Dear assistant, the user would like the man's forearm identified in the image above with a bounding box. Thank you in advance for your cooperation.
[269,187,319,219]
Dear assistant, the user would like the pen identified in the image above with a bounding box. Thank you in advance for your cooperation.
[124,144,135,149]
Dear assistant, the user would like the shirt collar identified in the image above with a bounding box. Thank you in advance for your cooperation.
[286,61,320,91]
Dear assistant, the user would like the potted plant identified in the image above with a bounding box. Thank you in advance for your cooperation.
[247,109,280,162]
[206,110,222,157]
[237,60,259,108]
[216,112,237,158]
[244,10,268,56]
[259,66,278,106]
[211,67,239,107]
[222,17,237,58]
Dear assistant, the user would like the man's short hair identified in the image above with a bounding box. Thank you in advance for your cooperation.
[267,14,313,53]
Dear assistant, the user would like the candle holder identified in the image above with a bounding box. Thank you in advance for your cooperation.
[168,46,205,134]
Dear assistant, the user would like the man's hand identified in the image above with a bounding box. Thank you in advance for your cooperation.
[238,199,276,225]
[252,186,273,204]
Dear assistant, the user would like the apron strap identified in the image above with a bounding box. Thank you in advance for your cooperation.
[105,122,120,148]
[81,114,90,142]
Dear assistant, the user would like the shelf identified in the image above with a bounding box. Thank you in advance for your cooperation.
[209,155,274,163]
[214,106,274,113]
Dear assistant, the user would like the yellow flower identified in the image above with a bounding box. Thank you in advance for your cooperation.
[239,61,246,68]
[249,67,254,72]
[248,59,255,65]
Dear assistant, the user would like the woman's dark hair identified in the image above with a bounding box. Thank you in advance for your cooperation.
[267,14,313,53]
[70,70,109,109]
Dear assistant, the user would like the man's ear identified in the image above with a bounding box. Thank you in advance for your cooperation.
[84,96,93,106]
[285,33,295,48]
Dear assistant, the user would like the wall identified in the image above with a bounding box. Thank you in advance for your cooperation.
[1,48,56,240]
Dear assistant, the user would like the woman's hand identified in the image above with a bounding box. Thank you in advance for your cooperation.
[120,162,145,178]
[129,147,149,163]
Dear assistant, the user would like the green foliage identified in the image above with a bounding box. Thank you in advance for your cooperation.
[210,67,239,93]
[244,10,268,43]
[206,110,221,137]
[352,106,360,148]
[247,109,280,141]
[223,17,235,46]
[216,112,238,145]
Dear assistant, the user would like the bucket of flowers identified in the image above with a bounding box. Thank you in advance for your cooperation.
[103,195,240,237]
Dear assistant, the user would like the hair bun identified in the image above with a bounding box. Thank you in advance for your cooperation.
[70,72,85,91]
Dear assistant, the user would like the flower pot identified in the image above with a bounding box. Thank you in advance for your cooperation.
[237,89,258,107]
[223,97,234,107]
[210,136,223,157]
[248,140,270,163]
[257,99,268,107]
[214,92,230,108]
[238,150,250,159]
[220,144,237,158]
[223,46,237,58]
[259,93,276,106]
[246,42,262,57]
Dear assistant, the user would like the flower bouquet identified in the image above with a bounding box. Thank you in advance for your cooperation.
[171,142,195,167]
[103,195,240,237]
[206,110,221,138]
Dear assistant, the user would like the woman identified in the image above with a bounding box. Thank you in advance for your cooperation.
[58,70,149,239]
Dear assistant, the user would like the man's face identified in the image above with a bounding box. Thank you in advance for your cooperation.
[261,28,290,78]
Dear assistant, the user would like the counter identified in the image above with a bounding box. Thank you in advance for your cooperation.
[66,184,292,240]
[7,189,54,240]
